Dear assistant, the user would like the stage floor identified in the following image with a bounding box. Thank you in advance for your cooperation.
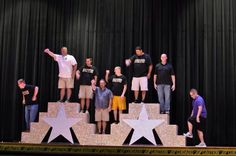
[0,143,236,156]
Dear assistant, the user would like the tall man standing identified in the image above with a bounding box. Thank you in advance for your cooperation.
[184,89,207,147]
[76,57,98,113]
[105,66,127,123]
[154,54,175,114]
[125,46,153,104]
[44,47,77,102]
[17,79,39,131]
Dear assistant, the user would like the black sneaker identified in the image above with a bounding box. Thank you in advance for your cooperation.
[133,99,139,104]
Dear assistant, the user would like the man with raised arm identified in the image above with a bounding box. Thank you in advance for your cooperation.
[92,79,113,134]
[44,47,77,102]
[105,67,127,124]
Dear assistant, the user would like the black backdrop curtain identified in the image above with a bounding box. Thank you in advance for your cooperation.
[0,0,236,146]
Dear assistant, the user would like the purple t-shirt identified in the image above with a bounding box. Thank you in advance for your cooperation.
[192,95,207,118]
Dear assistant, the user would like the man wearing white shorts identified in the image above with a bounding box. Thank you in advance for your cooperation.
[44,47,77,102]
[125,46,153,104]
[76,57,98,113]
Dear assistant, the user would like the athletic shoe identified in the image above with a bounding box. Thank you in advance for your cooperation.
[195,142,207,147]
[85,110,89,114]
[133,99,139,104]
[183,132,193,138]
[57,99,63,103]
[65,99,70,103]
[165,111,170,114]
[140,101,144,105]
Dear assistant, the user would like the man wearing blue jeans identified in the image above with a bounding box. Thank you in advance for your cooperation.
[18,79,39,131]
[153,54,175,114]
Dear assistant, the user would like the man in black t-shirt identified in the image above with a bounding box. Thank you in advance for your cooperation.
[76,57,98,113]
[105,66,127,123]
[153,54,175,114]
[17,79,39,131]
[125,46,153,104]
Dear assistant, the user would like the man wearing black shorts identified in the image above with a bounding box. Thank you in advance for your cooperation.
[184,89,207,147]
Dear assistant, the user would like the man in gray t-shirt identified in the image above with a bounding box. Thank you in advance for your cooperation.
[92,79,113,134]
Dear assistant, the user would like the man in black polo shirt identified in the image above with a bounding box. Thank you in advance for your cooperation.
[105,66,127,123]
[125,46,153,104]
[153,54,175,114]
[76,57,98,113]
[17,79,39,131]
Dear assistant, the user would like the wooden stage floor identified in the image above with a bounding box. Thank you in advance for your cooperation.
[0,142,236,156]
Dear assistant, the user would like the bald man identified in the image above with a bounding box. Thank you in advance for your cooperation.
[153,54,175,114]
[105,66,127,124]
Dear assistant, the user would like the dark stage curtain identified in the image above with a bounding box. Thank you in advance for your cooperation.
[0,0,236,146]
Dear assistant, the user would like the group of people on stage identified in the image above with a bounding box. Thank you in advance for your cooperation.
[17,46,207,147]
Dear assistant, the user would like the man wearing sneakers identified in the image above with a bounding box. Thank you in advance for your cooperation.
[44,47,77,102]
[105,66,127,124]
[76,57,98,113]
[184,89,207,147]
[125,46,153,104]
[153,54,175,114]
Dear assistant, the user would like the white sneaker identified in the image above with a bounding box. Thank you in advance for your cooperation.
[195,142,207,147]
[140,101,144,105]
[85,110,89,114]
[183,132,193,138]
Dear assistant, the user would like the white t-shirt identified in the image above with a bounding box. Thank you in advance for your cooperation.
[54,54,77,78]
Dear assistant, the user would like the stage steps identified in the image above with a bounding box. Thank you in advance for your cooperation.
[21,102,185,146]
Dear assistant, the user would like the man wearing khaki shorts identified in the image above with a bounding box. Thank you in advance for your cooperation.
[76,57,98,113]
[125,46,153,104]
[92,79,113,134]
[44,47,77,102]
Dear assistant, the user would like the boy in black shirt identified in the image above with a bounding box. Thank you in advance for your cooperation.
[76,57,98,113]
[153,54,175,114]
[125,46,153,104]
[17,79,39,131]
[105,66,127,123]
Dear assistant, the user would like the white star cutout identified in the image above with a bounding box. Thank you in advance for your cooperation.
[43,104,81,144]
[123,104,164,145]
